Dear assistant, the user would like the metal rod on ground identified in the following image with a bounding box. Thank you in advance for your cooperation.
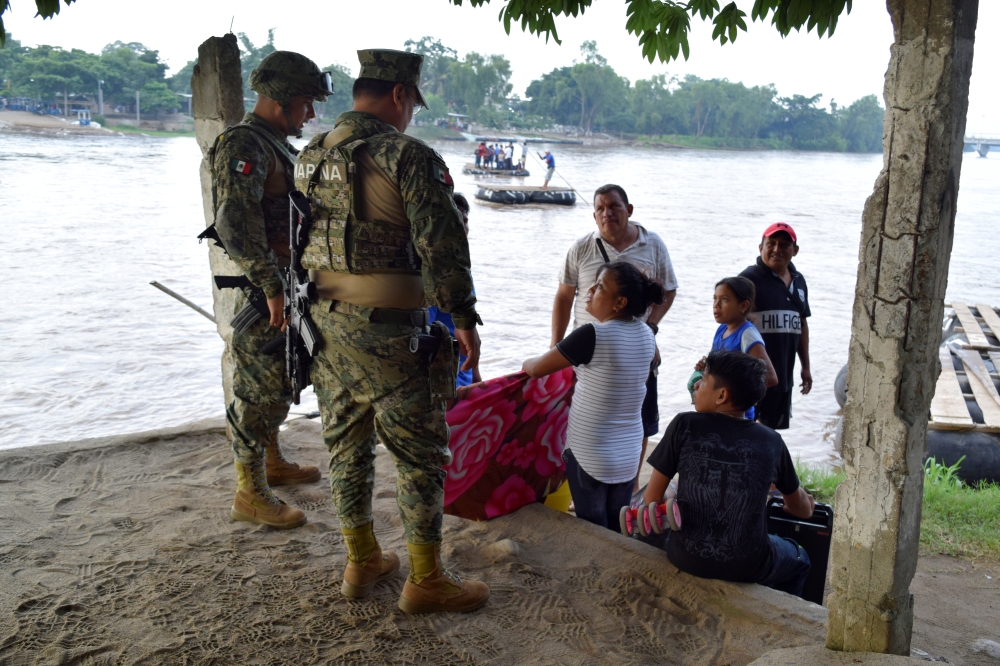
[150,281,216,323]
[528,150,592,206]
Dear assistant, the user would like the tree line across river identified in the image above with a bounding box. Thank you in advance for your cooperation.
[0,30,882,152]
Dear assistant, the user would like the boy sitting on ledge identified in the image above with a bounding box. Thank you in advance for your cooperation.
[642,351,816,598]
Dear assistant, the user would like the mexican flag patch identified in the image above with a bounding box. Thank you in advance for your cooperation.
[230,159,253,175]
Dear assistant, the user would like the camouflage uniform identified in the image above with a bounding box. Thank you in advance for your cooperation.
[302,53,478,545]
[213,112,297,464]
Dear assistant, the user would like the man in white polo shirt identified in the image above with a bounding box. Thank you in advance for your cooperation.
[551,183,678,490]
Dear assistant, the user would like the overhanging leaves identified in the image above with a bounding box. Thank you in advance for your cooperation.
[1,0,76,47]
[447,0,851,63]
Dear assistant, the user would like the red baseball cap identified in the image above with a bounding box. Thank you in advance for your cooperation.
[763,222,797,243]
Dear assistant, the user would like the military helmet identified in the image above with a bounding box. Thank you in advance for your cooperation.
[249,51,333,103]
[357,49,427,107]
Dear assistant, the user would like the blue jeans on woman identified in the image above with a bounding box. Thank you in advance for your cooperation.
[563,449,635,532]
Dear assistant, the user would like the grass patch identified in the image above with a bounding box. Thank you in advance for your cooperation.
[795,461,845,505]
[106,124,195,138]
[920,458,1000,560]
[793,458,1000,561]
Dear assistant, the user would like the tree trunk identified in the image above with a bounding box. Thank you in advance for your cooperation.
[190,34,245,415]
[825,0,978,655]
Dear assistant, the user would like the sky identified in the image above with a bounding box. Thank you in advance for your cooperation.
[4,0,998,133]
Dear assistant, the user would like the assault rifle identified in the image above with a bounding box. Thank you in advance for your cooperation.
[279,190,322,404]
[214,275,270,333]
[198,224,271,334]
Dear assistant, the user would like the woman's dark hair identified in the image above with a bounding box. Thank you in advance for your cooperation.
[704,350,767,410]
[597,261,666,319]
[453,192,470,214]
[715,276,756,314]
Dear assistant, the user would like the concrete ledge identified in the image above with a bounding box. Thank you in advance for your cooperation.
[749,646,928,665]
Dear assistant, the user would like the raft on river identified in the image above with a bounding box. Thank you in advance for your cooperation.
[462,163,530,177]
[474,184,576,206]
[834,301,1000,485]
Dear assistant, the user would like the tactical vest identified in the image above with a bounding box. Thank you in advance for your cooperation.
[209,122,297,250]
[295,128,421,275]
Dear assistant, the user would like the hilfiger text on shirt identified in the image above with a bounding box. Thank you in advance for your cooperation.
[755,309,801,334]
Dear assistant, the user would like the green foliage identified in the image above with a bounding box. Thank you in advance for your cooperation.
[314,62,354,120]
[138,80,177,114]
[406,39,514,122]
[167,58,196,94]
[0,33,173,115]
[920,457,1000,561]
[0,0,77,48]
[924,456,965,489]
[422,92,448,121]
[448,0,852,63]
[524,43,882,152]
[794,457,1000,562]
[793,461,845,505]
[837,94,884,152]
[404,36,457,96]
[237,28,276,95]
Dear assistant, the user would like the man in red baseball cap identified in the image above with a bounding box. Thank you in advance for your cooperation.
[739,223,812,430]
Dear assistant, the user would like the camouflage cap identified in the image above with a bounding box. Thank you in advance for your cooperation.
[357,49,427,107]
[250,51,332,104]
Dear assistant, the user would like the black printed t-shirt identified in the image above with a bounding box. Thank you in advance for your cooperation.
[740,258,811,392]
[647,412,800,583]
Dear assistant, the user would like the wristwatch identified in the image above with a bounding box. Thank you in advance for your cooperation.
[647,321,659,335]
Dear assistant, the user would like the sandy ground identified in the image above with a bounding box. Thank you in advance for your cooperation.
[0,110,107,134]
[0,419,994,665]
[0,419,829,665]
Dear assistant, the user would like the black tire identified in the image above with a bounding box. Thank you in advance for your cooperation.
[834,363,848,409]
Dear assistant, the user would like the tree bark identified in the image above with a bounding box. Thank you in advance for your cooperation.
[826,0,978,655]
[190,34,245,414]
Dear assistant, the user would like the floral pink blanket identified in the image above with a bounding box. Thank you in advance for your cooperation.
[443,368,575,521]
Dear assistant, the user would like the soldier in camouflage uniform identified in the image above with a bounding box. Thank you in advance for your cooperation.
[211,51,333,529]
[296,49,489,613]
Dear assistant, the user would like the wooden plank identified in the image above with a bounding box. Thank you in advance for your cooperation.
[976,304,1000,341]
[927,421,1000,433]
[953,302,991,349]
[956,348,1000,427]
[930,346,974,426]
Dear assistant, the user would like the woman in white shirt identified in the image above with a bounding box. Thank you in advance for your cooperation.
[523,262,664,530]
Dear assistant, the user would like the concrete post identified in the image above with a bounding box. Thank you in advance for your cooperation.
[191,34,244,412]
[826,0,978,655]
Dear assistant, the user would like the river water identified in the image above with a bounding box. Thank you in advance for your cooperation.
[2,130,998,462]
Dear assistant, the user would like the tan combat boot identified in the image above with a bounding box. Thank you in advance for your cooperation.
[398,542,490,614]
[340,522,401,598]
[264,437,321,486]
[231,460,307,529]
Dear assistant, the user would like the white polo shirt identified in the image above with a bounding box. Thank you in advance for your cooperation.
[558,224,678,328]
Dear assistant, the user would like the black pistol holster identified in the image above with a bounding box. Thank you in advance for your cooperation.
[412,321,458,402]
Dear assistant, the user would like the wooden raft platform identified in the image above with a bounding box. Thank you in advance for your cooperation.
[930,302,1000,432]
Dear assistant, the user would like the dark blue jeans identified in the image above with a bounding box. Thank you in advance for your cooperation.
[563,449,635,532]
[758,535,811,598]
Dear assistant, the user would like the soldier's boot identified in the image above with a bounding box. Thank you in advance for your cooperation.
[398,542,490,614]
[231,461,307,529]
[264,438,321,486]
[340,522,401,598]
